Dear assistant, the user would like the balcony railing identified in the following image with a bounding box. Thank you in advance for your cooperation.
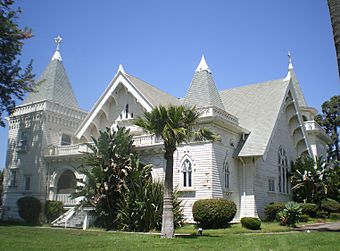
[54,194,77,206]
[44,144,92,157]
[133,134,163,147]
[197,106,239,124]
[44,134,163,157]
[304,120,330,140]
[304,120,324,132]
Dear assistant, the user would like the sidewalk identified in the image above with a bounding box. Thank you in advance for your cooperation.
[298,222,340,232]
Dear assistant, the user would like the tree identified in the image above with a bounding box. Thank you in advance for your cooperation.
[327,0,340,77]
[73,127,133,229]
[0,169,3,205]
[0,0,35,127]
[315,95,340,161]
[290,156,328,205]
[135,105,217,238]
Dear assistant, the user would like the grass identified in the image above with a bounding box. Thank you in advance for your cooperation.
[0,223,340,251]
[175,222,291,235]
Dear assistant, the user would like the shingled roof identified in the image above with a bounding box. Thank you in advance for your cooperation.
[126,74,180,107]
[220,79,290,157]
[183,56,225,110]
[22,50,79,109]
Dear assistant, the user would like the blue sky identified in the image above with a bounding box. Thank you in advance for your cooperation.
[0,0,339,168]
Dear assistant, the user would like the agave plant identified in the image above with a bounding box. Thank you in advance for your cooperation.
[277,201,302,227]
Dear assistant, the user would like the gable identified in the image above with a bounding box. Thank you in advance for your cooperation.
[220,79,312,158]
[75,69,179,141]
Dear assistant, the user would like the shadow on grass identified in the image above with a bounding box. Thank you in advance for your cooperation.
[0,220,41,227]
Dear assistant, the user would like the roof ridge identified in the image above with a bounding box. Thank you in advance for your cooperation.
[219,77,288,94]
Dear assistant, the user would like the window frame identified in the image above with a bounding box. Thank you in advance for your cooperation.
[181,158,193,188]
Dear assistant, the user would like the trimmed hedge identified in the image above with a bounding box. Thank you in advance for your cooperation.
[329,213,340,220]
[45,200,63,223]
[321,198,340,213]
[299,203,318,218]
[192,199,236,229]
[264,202,285,221]
[17,196,41,225]
[316,210,328,219]
[240,217,261,230]
[299,214,309,222]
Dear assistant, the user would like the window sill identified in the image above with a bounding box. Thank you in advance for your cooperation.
[178,187,196,192]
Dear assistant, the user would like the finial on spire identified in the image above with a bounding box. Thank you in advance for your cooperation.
[55,35,62,50]
[118,64,126,74]
[51,35,63,61]
[195,55,211,73]
[288,50,293,70]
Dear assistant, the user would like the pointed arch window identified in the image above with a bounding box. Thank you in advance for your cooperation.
[223,160,230,189]
[182,159,192,188]
[125,104,129,119]
[278,146,289,193]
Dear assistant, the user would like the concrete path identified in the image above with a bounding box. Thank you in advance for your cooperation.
[298,222,340,232]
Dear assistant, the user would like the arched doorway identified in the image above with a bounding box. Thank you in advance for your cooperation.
[57,170,76,194]
[55,170,77,206]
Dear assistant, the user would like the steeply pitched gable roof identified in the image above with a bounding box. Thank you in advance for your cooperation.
[183,56,225,110]
[22,50,79,109]
[220,79,290,157]
[126,75,180,107]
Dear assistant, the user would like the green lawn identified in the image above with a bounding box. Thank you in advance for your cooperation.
[0,225,340,251]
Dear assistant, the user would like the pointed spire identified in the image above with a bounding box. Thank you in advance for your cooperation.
[184,56,225,110]
[288,51,293,70]
[22,35,79,108]
[284,51,294,81]
[51,35,63,61]
[195,55,211,73]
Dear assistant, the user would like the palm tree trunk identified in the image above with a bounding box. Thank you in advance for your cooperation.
[161,151,174,238]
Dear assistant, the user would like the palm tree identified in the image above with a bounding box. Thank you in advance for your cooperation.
[135,105,217,238]
[328,0,340,77]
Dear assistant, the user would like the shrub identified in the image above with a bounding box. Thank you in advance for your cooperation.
[264,202,285,221]
[17,196,41,225]
[299,203,318,218]
[277,201,302,227]
[299,214,309,222]
[192,199,236,229]
[316,210,328,219]
[321,198,340,213]
[240,217,261,230]
[45,200,63,223]
[329,213,340,220]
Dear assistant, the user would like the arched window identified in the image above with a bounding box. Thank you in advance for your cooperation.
[223,159,230,189]
[278,146,289,193]
[125,104,129,119]
[182,159,192,187]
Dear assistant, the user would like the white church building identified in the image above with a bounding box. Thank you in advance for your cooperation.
[2,38,330,224]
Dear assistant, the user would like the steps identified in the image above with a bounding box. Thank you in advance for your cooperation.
[51,206,95,229]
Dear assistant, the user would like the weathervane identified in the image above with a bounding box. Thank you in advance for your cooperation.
[288,51,292,64]
[54,35,62,50]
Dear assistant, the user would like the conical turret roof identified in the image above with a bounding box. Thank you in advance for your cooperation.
[285,52,307,107]
[183,56,225,110]
[22,38,79,108]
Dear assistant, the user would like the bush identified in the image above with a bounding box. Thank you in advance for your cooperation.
[316,210,328,219]
[17,196,41,225]
[264,202,285,221]
[240,217,261,230]
[299,214,309,222]
[192,199,236,229]
[45,200,63,223]
[329,213,340,220]
[277,201,302,227]
[321,198,340,213]
[299,203,318,218]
